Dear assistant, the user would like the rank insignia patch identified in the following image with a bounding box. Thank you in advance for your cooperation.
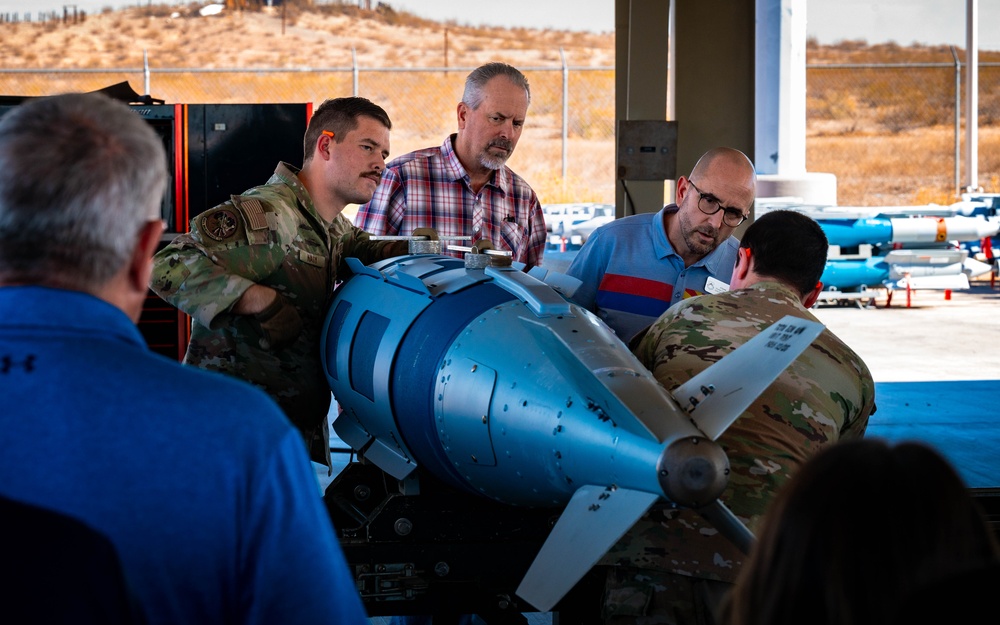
[201,209,239,241]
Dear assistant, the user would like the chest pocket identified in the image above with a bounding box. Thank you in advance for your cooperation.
[280,242,330,322]
[498,220,526,261]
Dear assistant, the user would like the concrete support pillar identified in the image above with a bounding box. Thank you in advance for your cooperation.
[614,0,670,216]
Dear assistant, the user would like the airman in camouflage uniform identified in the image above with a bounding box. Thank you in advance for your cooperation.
[151,97,407,466]
[598,210,876,625]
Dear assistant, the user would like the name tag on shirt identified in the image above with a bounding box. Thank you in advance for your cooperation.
[298,249,327,268]
[705,276,729,294]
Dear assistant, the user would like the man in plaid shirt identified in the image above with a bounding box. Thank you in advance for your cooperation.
[356,62,547,269]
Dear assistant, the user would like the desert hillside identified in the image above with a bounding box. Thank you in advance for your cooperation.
[0,3,614,69]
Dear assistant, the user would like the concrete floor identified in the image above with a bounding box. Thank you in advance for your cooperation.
[811,281,1000,383]
[811,280,1000,488]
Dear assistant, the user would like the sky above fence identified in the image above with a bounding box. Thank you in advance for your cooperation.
[2,1,999,51]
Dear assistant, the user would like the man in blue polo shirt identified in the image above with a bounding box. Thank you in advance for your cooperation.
[0,92,367,625]
[566,147,757,343]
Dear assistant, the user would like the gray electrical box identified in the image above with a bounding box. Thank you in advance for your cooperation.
[616,120,678,180]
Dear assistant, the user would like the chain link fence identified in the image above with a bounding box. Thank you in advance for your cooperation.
[2,61,999,206]
[808,61,1000,205]
[0,64,616,205]
[810,63,1000,131]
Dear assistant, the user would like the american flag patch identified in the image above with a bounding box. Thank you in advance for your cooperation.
[238,198,269,231]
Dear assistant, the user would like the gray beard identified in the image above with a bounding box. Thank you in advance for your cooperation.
[478,151,508,170]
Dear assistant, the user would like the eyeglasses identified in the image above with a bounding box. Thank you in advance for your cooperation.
[687,180,748,227]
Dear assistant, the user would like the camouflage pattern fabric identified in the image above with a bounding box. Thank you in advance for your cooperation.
[603,567,731,625]
[596,282,875,619]
[150,162,405,464]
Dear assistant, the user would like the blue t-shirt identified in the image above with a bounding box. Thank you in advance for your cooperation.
[566,204,739,342]
[0,286,367,625]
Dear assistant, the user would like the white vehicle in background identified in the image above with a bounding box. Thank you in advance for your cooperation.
[542,203,615,250]
[565,204,615,241]
[542,203,599,234]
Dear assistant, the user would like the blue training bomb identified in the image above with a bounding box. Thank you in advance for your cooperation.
[321,253,822,611]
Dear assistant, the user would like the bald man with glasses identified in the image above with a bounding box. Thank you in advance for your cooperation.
[565,147,756,343]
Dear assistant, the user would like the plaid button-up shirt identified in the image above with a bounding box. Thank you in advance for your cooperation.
[355,134,546,268]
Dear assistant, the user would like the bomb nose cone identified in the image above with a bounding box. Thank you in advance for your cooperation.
[657,436,730,508]
[976,217,1000,239]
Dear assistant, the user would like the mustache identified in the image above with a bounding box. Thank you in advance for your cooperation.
[488,139,514,152]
